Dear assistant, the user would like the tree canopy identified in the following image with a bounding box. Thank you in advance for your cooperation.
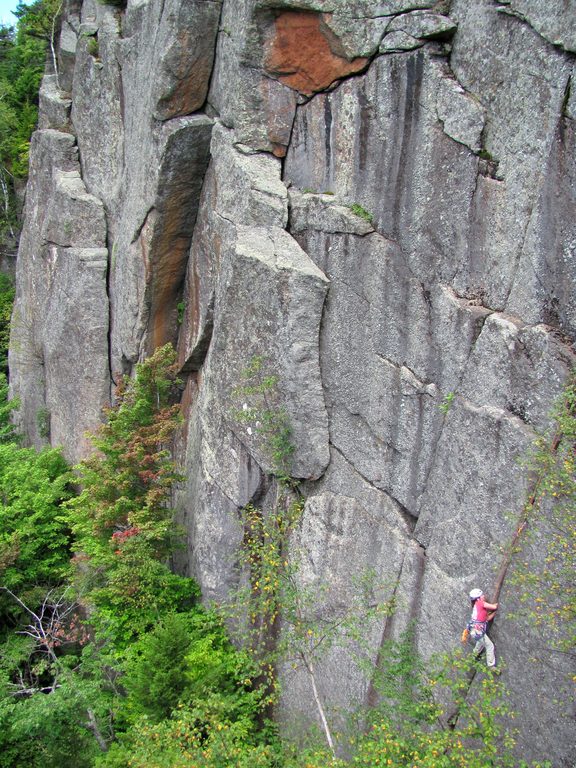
[0,0,62,241]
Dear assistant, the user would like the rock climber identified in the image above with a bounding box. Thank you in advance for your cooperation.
[468,588,499,671]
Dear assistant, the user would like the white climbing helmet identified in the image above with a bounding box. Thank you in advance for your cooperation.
[469,588,483,600]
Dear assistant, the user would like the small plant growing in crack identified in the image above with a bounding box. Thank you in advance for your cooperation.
[349,202,374,224]
[477,148,494,161]
[36,406,51,439]
[439,391,456,415]
[86,37,99,59]
[231,355,295,483]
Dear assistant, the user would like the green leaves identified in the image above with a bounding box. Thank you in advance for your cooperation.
[68,344,182,537]
[0,443,71,622]
[0,375,18,444]
[0,274,14,373]
[0,669,108,768]
[344,644,522,768]
[232,356,295,484]
[348,202,374,224]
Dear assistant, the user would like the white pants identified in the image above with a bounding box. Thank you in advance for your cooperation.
[474,633,496,667]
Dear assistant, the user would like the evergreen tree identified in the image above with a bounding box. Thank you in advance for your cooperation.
[0,0,62,240]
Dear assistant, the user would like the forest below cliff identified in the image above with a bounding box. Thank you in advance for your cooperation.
[1,0,575,766]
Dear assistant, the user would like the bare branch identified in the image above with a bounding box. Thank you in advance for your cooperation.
[49,1,63,88]
[85,708,109,752]
[298,649,336,756]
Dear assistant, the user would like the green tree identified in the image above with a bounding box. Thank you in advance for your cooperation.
[0,671,106,768]
[0,275,16,441]
[0,443,71,625]
[0,0,63,240]
[66,344,194,645]
[13,0,62,43]
[0,273,14,371]
[117,608,263,728]
[0,345,195,766]
[0,373,17,443]
[229,359,395,755]
[350,639,522,768]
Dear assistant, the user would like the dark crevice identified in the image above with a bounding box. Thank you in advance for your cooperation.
[390,494,418,532]
[561,74,572,118]
[246,470,272,513]
[365,562,404,709]
[374,353,437,392]
[179,307,214,374]
[202,0,226,115]
[475,123,501,179]
[501,180,542,311]
[202,435,268,512]
[130,206,154,246]
[366,539,427,709]
[278,88,299,177]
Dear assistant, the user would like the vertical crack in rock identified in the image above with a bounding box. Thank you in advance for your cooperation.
[203,0,226,115]
[366,539,427,709]
[105,232,115,388]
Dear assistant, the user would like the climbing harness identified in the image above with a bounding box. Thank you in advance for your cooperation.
[466,618,487,644]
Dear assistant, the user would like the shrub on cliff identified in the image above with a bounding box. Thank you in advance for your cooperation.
[65,344,192,645]
[0,273,14,371]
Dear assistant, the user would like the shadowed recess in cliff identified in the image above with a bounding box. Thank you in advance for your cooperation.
[143,115,214,353]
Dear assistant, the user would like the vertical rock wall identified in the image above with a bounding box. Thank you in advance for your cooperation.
[9,0,575,762]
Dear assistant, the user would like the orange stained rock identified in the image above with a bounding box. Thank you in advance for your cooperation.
[264,12,367,96]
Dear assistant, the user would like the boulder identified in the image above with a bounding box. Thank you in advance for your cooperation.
[38,75,72,132]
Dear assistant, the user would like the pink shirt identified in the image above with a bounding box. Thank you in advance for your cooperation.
[472,597,489,622]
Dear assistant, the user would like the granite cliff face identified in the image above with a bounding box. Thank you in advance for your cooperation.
[9,0,576,762]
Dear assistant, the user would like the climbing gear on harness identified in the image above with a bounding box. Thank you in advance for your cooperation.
[467,618,487,643]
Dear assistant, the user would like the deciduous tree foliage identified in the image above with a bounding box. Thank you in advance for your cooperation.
[0,0,62,239]
[0,269,71,625]
[0,273,14,372]
[0,443,71,622]
[66,344,195,644]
